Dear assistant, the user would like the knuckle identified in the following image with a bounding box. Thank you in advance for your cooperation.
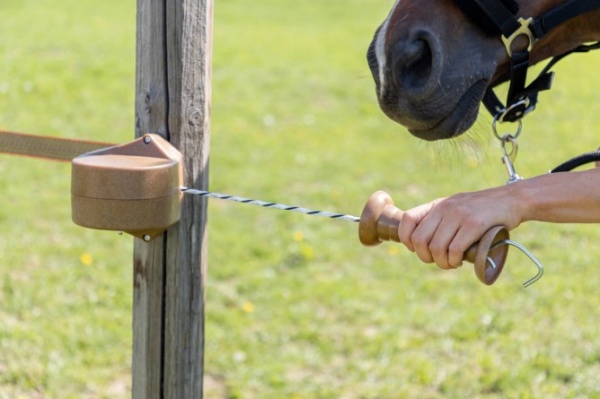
[398,213,417,248]
[411,231,428,248]
[429,242,446,258]
[448,258,464,269]
[430,248,450,269]
[447,243,466,268]
[464,216,486,231]
[402,211,418,223]
[448,242,466,260]
[429,243,452,270]
[412,242,433,264]
[417,252,434,264]
[398,228,412,246]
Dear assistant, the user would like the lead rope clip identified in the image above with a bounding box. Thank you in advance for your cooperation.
[490,117,544,286]
[493,115,524,185]
[501,135,523,184]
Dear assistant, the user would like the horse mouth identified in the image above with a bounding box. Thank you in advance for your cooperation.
[409,79,488,141]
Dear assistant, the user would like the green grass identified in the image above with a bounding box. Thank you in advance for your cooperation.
[2,0,600,398]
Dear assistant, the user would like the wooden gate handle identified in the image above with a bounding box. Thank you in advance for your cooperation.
[358,191,509,285]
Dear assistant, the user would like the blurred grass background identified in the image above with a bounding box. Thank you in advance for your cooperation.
[1,0,600,398]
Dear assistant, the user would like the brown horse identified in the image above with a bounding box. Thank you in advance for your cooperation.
[367,0,600,141]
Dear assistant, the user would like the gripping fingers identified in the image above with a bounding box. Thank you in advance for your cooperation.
[398,202,439,254]
[426,221,464,270]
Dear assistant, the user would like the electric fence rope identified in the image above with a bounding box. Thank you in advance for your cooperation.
[181,187,360,223]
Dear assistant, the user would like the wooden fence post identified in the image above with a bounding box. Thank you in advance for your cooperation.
[132,0,213,397]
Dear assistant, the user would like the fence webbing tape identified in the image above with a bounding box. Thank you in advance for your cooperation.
[0,130,114,162]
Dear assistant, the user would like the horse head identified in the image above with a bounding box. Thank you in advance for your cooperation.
[368,0,600,141]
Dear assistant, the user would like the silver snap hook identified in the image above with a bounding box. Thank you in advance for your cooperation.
[498,135,523,184]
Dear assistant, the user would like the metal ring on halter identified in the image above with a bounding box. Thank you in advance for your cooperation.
[493,113,523,141]
[490,239,544,287]
[493,98,531,125]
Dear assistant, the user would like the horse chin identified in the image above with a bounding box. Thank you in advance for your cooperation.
[406,79,487,141]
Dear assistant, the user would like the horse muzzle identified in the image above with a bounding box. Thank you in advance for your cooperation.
[367,26,490,141]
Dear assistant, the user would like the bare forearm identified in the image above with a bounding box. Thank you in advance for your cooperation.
[516,168,600,224]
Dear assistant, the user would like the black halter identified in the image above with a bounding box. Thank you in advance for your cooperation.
[454,0,600,123]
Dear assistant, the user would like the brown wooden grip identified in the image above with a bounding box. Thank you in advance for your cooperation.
[358,191,509,285]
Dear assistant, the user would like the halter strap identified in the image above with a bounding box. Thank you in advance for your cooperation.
[454,0,600,123]
[530,0,600,38]
[453,0,519,36]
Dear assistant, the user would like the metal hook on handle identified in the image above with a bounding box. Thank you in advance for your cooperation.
[490,239,544,287]
[486,256,497,270]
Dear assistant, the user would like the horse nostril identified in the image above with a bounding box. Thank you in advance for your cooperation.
[392,36,436,96]
[403,39,433,88]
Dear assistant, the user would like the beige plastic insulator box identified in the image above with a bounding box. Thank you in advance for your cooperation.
[71,134,182,240]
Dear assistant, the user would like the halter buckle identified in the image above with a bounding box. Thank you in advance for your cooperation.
[501,17,537,57]
[494,98,533,124]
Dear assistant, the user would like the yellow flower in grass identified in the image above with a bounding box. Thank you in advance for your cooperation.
[80,253,93,266]
[387,246,400,256]
[242,302,254,313]
[300,244,314,261]
[292,231,304,242]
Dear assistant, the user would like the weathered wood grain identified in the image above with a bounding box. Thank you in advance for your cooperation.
[133,0,212,397]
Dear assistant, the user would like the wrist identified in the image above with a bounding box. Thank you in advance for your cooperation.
[502,179,537,227]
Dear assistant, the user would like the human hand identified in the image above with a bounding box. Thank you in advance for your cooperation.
[398,185,523,270]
